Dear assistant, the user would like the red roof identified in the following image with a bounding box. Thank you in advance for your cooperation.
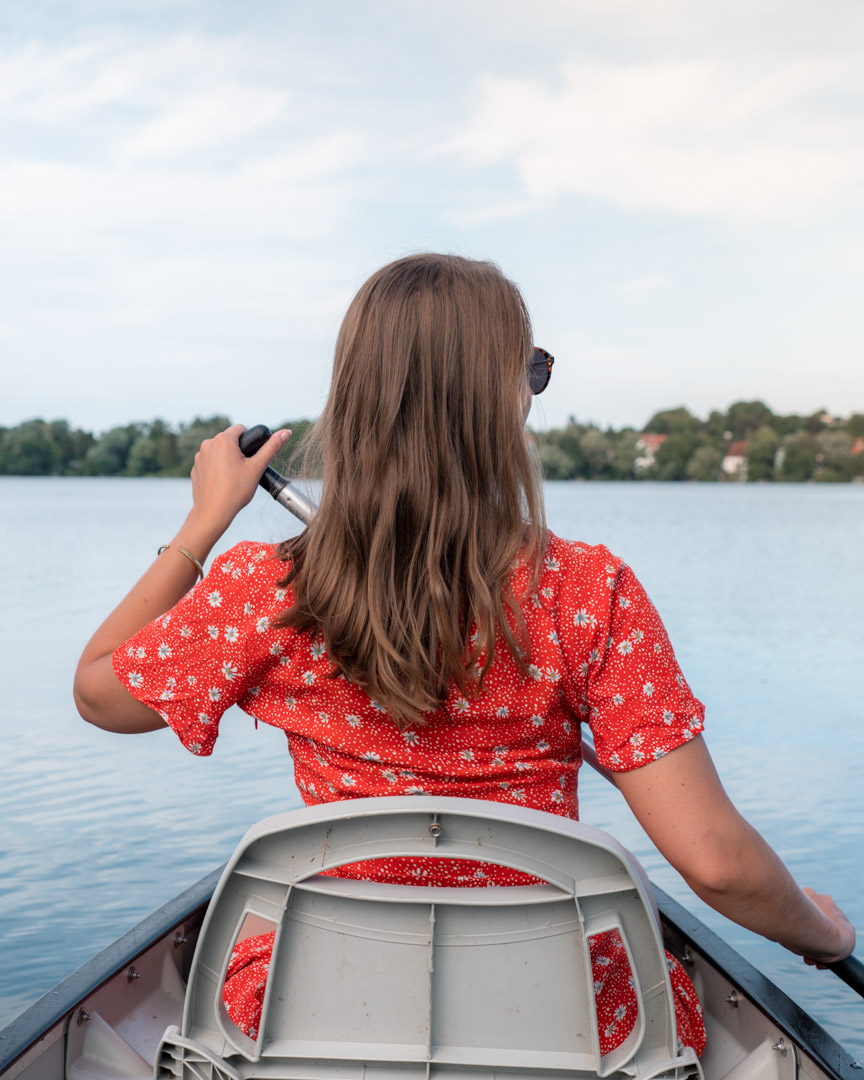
[727,441,748,457]
[637,433,668,451]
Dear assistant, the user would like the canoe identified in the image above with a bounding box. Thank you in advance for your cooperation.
[1,796,862,1080]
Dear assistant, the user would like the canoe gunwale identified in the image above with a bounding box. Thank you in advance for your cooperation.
[655,885,863,1080]
[0,867,222,1076]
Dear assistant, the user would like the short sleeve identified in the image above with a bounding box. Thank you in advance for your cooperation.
[555,543,705,771]
[112,542,278,756]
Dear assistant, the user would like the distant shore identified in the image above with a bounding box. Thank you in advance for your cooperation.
[2,403,862,482]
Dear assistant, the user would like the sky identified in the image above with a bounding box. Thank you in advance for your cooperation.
[2,0,863,434]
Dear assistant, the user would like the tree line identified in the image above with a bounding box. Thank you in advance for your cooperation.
[535,402,864,483]
[1,403,862,482]
[0,417,314,478]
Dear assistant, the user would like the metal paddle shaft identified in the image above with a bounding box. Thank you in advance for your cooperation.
[239,421,864,1004]
[238,424,316,524]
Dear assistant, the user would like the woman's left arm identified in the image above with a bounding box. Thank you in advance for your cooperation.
[614,735,855,964]
[73,424,289,733]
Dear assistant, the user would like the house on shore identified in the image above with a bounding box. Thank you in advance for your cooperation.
[634,433,668,472]
[722,440,748,480]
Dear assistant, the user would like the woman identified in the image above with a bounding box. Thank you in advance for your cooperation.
[74,253,854,1057]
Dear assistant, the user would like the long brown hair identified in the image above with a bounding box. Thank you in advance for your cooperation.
[276,253,547,727]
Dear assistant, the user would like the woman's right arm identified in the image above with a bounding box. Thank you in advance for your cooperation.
[74,424,289,733]
[613,735,855,964]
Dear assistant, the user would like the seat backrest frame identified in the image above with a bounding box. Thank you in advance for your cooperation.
[160,797,702,1080]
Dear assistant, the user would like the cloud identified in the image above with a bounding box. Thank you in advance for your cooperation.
[2,3,862,432]
[0,26,369,239]
[119,85,288,160]
[0,29,371,245]
[0,33,259,121]
[0,25,387,431]
[0,134,366,242]
[445,54,864,224]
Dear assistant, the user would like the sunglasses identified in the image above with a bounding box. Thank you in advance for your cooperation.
[529,347,555,395]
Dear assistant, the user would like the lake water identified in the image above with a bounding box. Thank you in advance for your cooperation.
[1,478,862,1055]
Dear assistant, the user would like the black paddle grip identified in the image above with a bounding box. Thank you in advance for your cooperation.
[828,954,864,999]
[238,424,272,457]
[238,424,287,499]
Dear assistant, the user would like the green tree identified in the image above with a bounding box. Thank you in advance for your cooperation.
[555,420,589,477]
[654,432,699,481]
[150,419,179,473]
[273,418,315,475]
[725,400,773,439]
[125,419,179,476]
[126,434,162,475]
[644,406,700,436]
[529,421,588,479]
[82,424,143,475]
[553,440,583,477]
[0,420,64,475]
[814,431,854,482]
[704,410,729,438]
[610,429,640,480]
[174,416,232,475]
[767,413,805,437]
[578,429,613,479]
[845,414,864,438]
[746,425,780,482]
[686,445,724,482]
[537,440,577,480]
[45,419,95,473]
[776,432,816,482]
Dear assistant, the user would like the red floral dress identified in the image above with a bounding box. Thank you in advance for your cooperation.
[114,533,706,1056]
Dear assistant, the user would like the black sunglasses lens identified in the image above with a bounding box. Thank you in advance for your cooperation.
[529,348,554,395]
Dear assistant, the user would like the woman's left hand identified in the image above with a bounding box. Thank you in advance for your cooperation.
[800,888,856,968]
[188,424,291,540]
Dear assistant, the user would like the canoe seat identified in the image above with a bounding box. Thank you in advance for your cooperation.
[155,796,703,1080]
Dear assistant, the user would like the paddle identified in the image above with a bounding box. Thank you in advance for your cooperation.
[239,424,315,523]
[828,955,864,997]
[239,422,864,1000]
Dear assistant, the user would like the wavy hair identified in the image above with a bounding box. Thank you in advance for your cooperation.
[276,254,547,727]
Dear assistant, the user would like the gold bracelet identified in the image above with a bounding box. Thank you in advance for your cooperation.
[157,544,205,581]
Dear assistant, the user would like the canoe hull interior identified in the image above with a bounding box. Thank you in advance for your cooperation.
[0,873,216,1080]
[1,878,860,1080]
[1,795,860,1080]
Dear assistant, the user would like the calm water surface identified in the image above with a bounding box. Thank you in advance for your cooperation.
[1,478,862,1054]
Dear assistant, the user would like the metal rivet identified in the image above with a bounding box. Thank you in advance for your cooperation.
[127,966,141,983]
[174,932,187,948]
[725,990,740,1007]
[428,822,442,837]
[772,1040,788,1056]
[682,948,695,966]
[76,1009,91,1026]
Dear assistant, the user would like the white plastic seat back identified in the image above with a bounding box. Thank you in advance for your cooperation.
[157,796,702,1080]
